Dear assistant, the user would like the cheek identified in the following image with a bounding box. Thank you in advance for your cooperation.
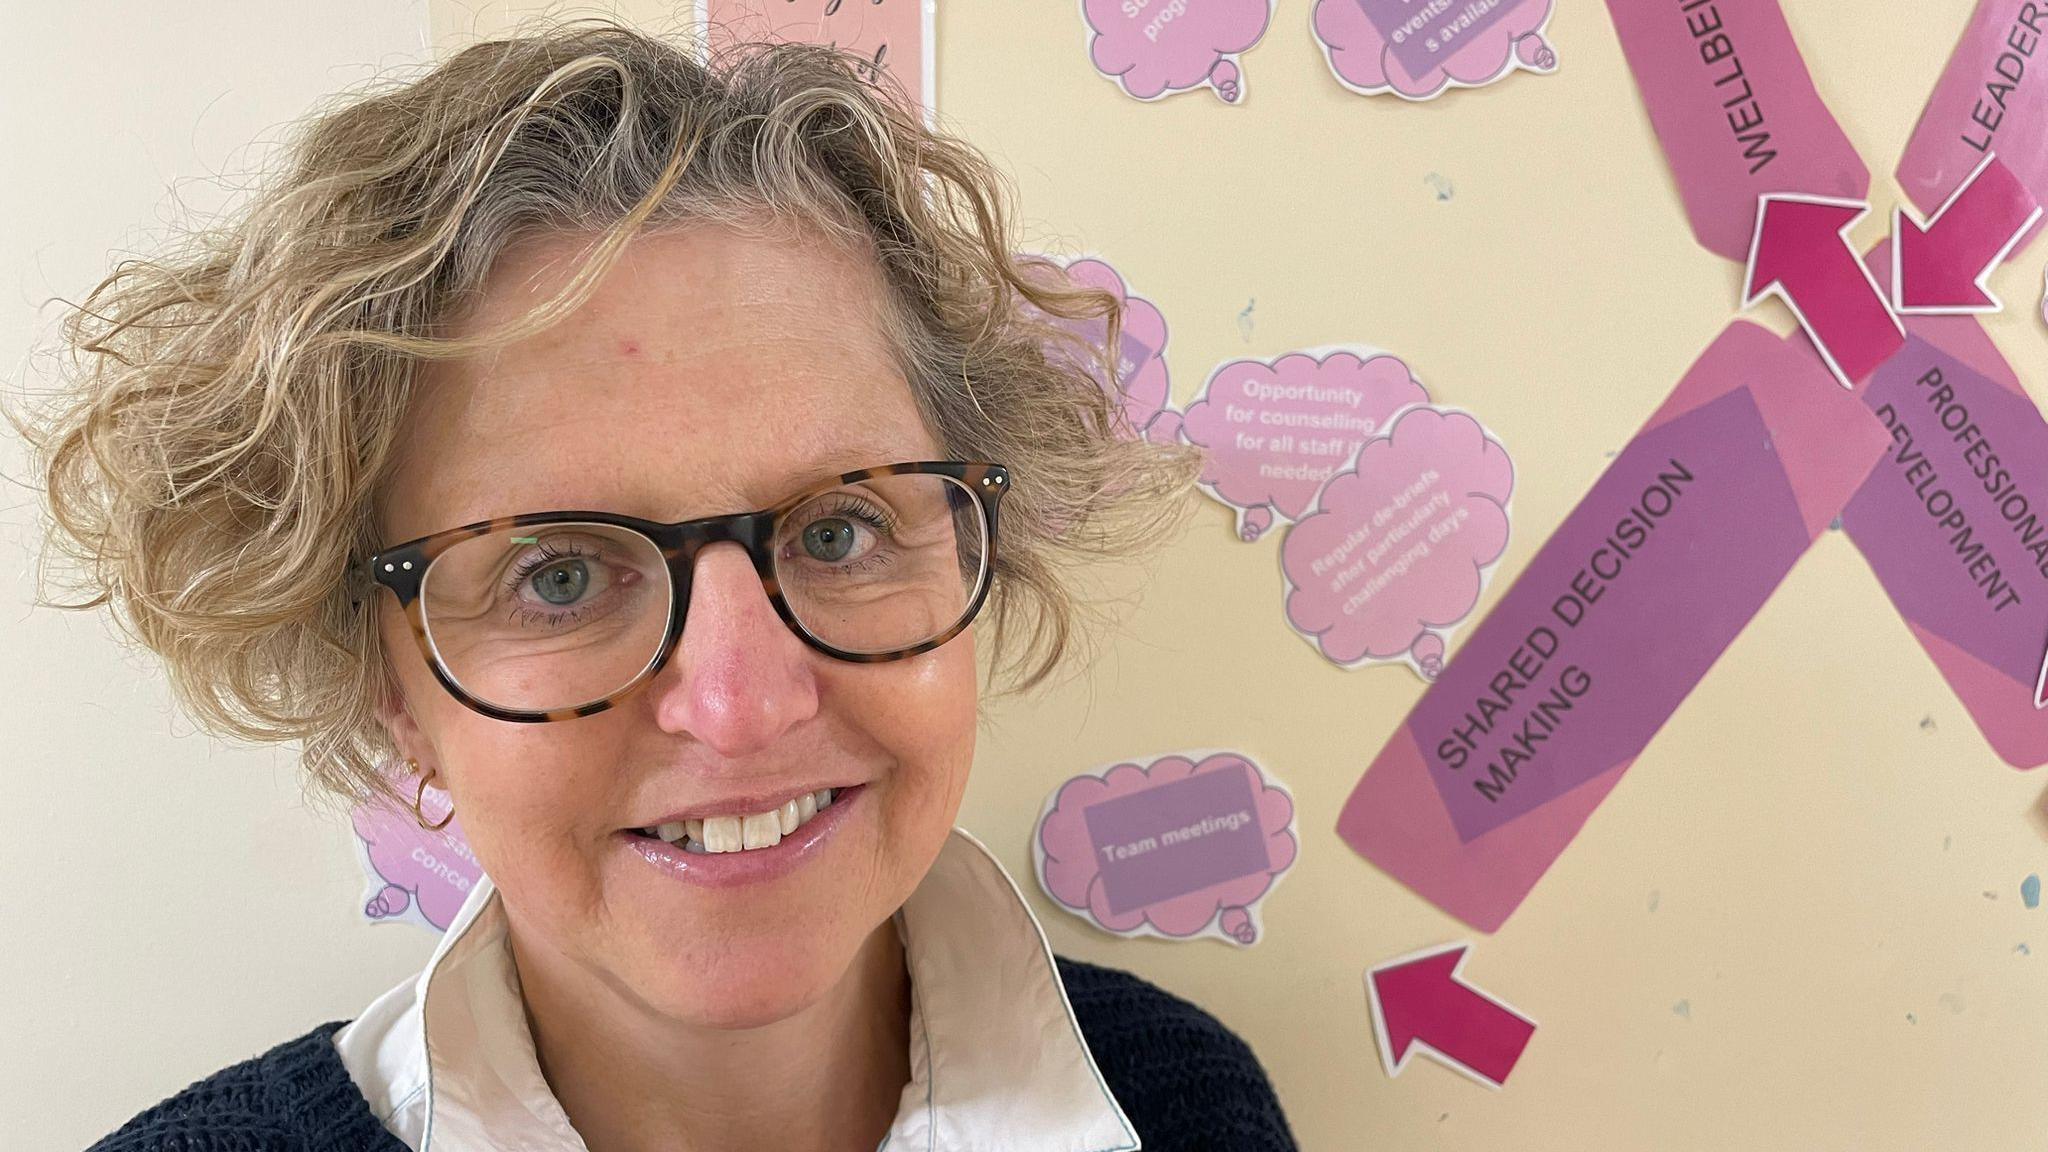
[379,607,618,902]
[854,629,978,834]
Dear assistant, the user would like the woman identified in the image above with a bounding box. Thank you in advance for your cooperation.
[16,20,1298,1152]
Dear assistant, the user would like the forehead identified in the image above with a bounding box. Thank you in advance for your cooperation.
[379,222,939,543]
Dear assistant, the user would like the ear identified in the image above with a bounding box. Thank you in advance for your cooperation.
[374,682,438,784]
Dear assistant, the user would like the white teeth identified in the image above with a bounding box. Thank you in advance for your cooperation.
[650,788,846,855]
[701,814,742,853]
[741,811,781,850]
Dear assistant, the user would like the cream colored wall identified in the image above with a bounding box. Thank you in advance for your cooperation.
[0,6,437,1151]
[10,2,2048,1149]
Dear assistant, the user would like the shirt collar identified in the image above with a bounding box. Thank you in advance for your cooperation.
[341,827,1139,1152]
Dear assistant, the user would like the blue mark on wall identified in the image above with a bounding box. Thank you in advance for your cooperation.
[2023,874,2040,910]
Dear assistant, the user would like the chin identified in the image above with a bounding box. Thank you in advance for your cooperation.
[637,925,866,1031]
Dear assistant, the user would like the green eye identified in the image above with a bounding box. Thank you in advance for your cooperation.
[802,518,859,562]
[530,559,590,606]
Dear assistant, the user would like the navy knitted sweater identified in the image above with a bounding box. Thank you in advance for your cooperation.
[86,957,1297,1151]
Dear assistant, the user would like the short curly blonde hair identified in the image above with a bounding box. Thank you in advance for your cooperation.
[8,20,1203,812]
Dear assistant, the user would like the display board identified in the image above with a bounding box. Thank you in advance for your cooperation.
[12,3,2048,1150]
[417,1,2048,1145]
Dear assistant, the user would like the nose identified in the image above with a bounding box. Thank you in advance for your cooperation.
[645,541,820,757]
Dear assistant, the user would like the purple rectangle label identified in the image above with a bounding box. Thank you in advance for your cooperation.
[1841,335,2048,764]
[1351,0,1523,79]
[1083,767,1270,915]
[1414,386,1811,841]
[1115,328,1156,388]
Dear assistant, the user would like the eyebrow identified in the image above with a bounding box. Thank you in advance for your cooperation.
[442,444,938,531]
[777,443,934,495]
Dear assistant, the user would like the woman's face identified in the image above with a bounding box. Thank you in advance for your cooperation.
[372,222,978,1030]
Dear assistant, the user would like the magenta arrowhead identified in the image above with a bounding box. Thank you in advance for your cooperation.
[1372,946,1464,1064]
[1894,155,2042,314]
[1741,194,1902,387]
[1368,944,1536,1088]
[1746,198,1865,301]
[1896,213,1995,308]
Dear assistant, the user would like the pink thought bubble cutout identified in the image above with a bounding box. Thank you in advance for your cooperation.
[1080,0,1275,104]
[1034,750,1297,946]
[1180,348,1430,542]
[1312,0,1557,102]
[349,765,481,932]
[1024,254,1181,446]
[1281,405,1514,679]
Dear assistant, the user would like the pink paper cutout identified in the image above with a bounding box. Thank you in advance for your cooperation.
[1035,750,1297,945]
[1024,254,1181,445]
[1312,0,1557,101]
[1856,238,2048,765]
[349,764,481,932]
[1869,238,2030,398]
[1367,942,1537,1089]
[1911,619,2048,767]
[1898,0,2048,255]
[1280,406,1514,676]
[1340,726,1628,933]
[1893,153,2042,313]
[1079,0,1273,103]
[1602,0,1870,262]
[1340,324,1889,929]
[1742,195,1904,388]
[1180,349,1430,542]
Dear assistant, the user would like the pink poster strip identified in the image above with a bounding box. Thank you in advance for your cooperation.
[1841,334,2048,766]
[1898,1,2048,252]
[1601,0,1869,263]
[1845,241,2048,767]
[1338,322,1891,930]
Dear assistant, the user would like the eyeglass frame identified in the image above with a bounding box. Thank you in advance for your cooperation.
[349,460,1010,724]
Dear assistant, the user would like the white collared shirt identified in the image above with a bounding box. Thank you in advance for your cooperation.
[332,827,1141,1151]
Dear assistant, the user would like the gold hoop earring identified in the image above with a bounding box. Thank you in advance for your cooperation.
[408,757,455,832]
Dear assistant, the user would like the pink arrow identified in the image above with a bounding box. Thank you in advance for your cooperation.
[1893,153,2042,315]
[1366,943,1536,1089]
[1742,195,1904,390]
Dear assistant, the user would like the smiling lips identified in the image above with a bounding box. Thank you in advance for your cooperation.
[632,788,839,855]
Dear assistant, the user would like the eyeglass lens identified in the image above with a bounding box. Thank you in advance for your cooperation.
[414,473,988,713]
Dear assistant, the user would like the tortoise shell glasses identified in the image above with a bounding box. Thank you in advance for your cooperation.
[350,461,1009,724]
